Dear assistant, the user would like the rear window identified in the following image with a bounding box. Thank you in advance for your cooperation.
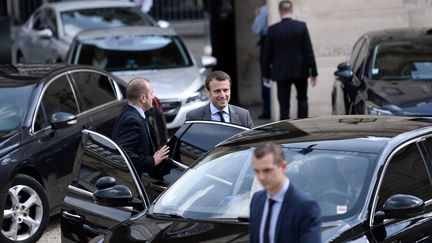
[61,7,154,37]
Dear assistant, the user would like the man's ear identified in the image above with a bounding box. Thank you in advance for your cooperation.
[205,88,211,96]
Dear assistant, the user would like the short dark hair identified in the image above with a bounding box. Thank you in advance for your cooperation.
[253,142,285,166]
[279,0,293,13]
[205,70,232,90]
[126,77,150,100]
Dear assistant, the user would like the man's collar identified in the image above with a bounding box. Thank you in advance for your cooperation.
[129,104,146,119]
[209,103,229,114]
[267,178,289,203]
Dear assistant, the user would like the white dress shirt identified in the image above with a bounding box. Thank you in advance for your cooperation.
[259,178,290,243]
[129,104,147,120]
[209,103,230,123]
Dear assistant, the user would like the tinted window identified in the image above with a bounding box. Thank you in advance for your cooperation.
[0,84,35,131]
[61,7,154,37]
[77,132,140,199]
[73,72,116,111]
[35,75,78,130]
[377,142,432,210]
[349,37,366,68]
[74,36,192,71]
[175,123,246,166]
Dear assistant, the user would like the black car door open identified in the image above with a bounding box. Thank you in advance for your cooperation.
[61,130,149,243]
[142,121,249,202]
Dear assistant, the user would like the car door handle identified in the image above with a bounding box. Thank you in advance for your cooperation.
[62,210,83,222]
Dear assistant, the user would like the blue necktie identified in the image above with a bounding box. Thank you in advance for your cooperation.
[264,198,275,243]
[218,111,225,122]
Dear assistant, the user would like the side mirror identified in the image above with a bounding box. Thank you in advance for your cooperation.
[36,28,53,39]
[374,194,424,221]
[157,20,170,28]
[334,62,353,82]
[50,112,77,130]
[200,55,217,68]
[95,176,117,190]
[94,176,133,207]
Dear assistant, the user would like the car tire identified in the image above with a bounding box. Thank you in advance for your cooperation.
[0,174,49,243]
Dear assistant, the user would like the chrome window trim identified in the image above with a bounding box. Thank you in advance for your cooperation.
[369,134,432,227]
[67,185,93,198]
[184,120,249,131]
[31,71,78,134]
[82,129,148,209]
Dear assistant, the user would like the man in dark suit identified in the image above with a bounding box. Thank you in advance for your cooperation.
[185,71,254,128]
[263,0,318,120]
[112,77,169,175]
[250,142,321,243]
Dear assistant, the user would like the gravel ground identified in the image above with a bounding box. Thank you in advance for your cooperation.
[37,215,61,243]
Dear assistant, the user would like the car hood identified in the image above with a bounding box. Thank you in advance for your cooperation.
[112,66,204,100]
[101,214,355,242]
[368,79,432,116]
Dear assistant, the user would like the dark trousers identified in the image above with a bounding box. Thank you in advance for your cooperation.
[276,78,308,120]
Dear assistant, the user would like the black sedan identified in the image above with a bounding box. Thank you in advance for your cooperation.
[62,116,432,242]
[332,27,432,116]
[0,64,127,243]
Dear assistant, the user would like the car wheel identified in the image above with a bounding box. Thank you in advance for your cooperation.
[0,174,49,243]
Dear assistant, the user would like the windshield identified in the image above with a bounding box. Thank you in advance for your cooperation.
[0,84,35,131]
[61,7,153,37]
[73,35,192,71]
[152,146,376,221]
[371,40,432,80]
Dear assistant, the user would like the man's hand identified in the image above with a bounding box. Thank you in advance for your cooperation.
[154,145,170,166]
[310,76,318,87]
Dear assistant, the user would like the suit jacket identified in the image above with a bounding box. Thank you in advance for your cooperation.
[112,105,155,175]
[250,183,322,243]
[185,104,254,128]
[263,18,318,81]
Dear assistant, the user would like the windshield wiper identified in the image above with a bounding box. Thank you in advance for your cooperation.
[150,212,190,220]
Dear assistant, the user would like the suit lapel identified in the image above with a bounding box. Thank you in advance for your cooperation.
[229,105,240,125]
[201,104,212,121]
[253,191,266,241]
[274,183,293,242]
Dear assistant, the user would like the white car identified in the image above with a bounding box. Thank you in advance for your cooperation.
[13,0,158,64]
[66,26,217,131]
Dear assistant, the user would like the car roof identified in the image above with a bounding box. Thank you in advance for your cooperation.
[220,115,432,153]
[0,64,69,83]
[363,27,432,44]
[41,0,137,12]
[74,26,178,41]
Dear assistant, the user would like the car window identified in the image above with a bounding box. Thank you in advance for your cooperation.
[348,37,366,68]
[76,132,141,200]
[376,142,432,211]
[0,84,35,131]
[31,10,45,31]
[74,36,193,72]
[45,9,58,37]
[171,123,247,166]
[371,41,432,80]
[352,39,368,78]
[60,7,154,37]
[34,75,78,131]
[72,71,117,111]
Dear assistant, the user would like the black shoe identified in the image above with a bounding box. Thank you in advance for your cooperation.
[258,114,271,119]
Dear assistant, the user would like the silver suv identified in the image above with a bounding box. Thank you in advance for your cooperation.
[66,26,216,131]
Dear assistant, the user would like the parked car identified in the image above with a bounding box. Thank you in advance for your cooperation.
[332,27,432,116]
[62,115,432,242]
[13,0,159,64]
[66,26,217,131]
[0,64,129,243]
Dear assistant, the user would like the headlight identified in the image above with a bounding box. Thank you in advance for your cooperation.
[186,86,208,104]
